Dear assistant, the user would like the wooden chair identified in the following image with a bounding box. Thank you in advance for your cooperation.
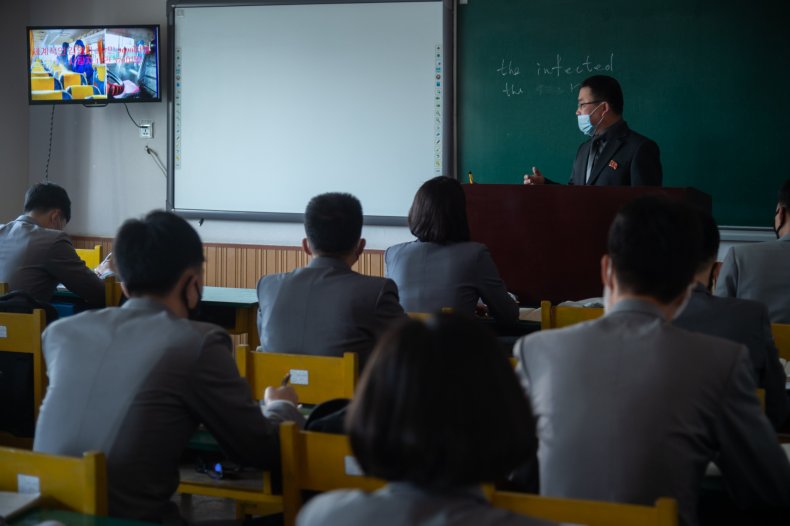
[75,244,101,269]
[0,309,46,448]
[279,421,385,526]
[239,345,358,405]
[0,448,107,515]
[0,282,8,295]
[178,347,358,517]
[771,323,790,362]
[103,275,124,307]
[540,300,604,330]
[491,491,678,526]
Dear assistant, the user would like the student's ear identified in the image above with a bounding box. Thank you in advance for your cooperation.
[355,238,366,257]
[46,209,63,230]
[301,238,313,256]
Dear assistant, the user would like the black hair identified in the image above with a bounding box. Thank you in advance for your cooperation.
[607,195,701,304]
[347,313,536,489]
[778,179,790,208]
[114,211,204,295]
[581,75,624,115]
[304,193,363,256]
[24,183,71,223]
[408,176,471,244]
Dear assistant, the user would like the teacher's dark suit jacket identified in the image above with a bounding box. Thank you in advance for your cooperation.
[673,283,788,429]
[568,120,662,186]
[514,299,790,526]
[257,256,406,367]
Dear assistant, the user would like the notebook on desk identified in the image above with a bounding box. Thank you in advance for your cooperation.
[0,491,41,520]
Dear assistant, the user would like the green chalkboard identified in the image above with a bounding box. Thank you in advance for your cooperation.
[458,0,790,227]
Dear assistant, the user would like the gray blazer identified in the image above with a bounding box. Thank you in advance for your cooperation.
[257,256,406,366]
[298,483,553,526]
[514,299,790,526]
[715,234,790,323]
[673,283,788,428]
[34,298,302,523]
[0,215,105,305]
[385,241,518,320]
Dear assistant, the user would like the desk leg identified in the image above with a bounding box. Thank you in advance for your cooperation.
[243,306,260,350]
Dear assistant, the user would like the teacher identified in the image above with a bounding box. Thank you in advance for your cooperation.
[524,75,662,186]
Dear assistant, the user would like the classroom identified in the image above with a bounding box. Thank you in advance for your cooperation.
[1,0,790,525]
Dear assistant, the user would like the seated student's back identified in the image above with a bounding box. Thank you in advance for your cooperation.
[257,193,405,367]
[298,314,552,526]
[385,177,517,321]
[0,183,104,306]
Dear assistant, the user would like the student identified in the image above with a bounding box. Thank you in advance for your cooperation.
[298,314,552,526]
[385,176,518,321]
[673,207,788,429]
[0,182,105,306]
[34,211,303,523]
[514,196,790,526]
[523,75,662,186]
[256,192,405,367]
[715,178,790,323]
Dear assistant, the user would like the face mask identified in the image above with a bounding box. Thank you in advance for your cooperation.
[181,277,203,320]
[577,103,603,136]
[774,207,785,239]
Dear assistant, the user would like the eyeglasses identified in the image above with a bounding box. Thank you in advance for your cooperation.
[577,100,603,110]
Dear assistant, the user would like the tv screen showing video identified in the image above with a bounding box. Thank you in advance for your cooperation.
[27,25,160,104]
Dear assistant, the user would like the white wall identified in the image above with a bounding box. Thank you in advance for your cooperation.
[24,0,414,249]
[0,2,31,222]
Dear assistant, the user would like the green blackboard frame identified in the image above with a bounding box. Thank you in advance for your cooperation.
[458,0,790,227]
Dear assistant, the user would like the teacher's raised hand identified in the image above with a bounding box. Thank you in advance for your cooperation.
[523,166,546,185]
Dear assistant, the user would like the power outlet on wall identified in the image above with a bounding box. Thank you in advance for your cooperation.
[139,120,154,139]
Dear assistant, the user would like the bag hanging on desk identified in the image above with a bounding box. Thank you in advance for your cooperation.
[0,290,59,324]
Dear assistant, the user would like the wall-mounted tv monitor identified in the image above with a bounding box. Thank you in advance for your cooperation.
[27,25,160,104]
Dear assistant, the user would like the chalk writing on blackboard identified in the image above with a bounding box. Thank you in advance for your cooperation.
[536,53,614,77]
[497,58,524,97]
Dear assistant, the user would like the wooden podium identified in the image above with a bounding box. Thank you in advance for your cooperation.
[464,185,710,306]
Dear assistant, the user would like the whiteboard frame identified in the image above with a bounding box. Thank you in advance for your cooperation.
[166,0,456,226]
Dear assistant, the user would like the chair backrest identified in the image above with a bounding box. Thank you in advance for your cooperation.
[279,421,385,526]
[540,300,604,330]
[238,345,358,405]
[771,323,790,362]
[75,245,101,269]
[0,448,107,515]
[0,282,8,295]
[0,309,46,447]
[31,90,70,101]
[67,84,99,99]
[491,491,678,526]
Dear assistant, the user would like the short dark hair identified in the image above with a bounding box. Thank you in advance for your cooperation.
[778,179,790,208]
[114,211,204,295]
[582,75,624,115]
[608,195,701,303]
[347,313,536,489]
[304,193,363,256]
[24,183,71,223]
[408,176,471,243]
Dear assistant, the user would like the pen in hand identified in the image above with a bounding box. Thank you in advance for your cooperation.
[281,373,291,387]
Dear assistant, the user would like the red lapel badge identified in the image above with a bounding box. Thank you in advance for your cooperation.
[608,160,618,170]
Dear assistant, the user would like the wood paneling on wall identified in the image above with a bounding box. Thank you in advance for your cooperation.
[72,237,385,287]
